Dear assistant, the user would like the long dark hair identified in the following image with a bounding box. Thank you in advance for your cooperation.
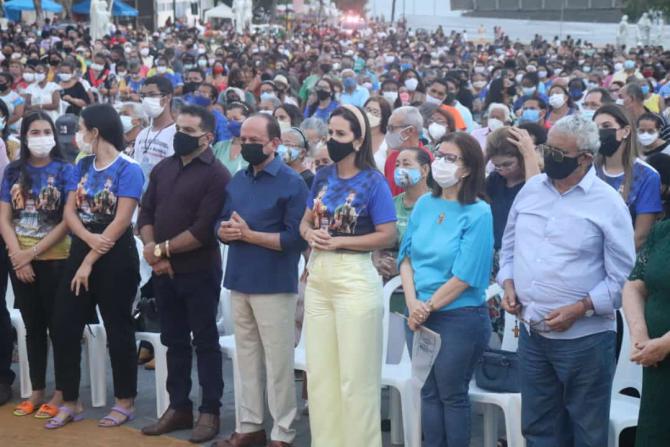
[593,104,637,202]
[307,77,335,118]
[81,103,125,152]
[11,111,64,199]
[0,98,10,141]
[428,132,486,205]
[328,105,376,171]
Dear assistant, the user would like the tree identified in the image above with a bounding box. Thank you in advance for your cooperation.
[333,0,362,14]
[33,0,44,25]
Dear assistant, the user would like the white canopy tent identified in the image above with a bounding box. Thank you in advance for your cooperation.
[204,3,235,20]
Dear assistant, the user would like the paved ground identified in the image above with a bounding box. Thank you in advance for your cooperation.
[5,352,492,446]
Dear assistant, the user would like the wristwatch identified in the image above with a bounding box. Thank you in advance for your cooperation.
[580,298,594,318]
[153,242,163,259]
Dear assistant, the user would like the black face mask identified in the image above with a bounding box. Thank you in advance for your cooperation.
[598,128,620,158]
[241,143,270,165]
[183,82,201,95]
[544,152,581,180]
[326,138,355,163]
[173,131,204,156]
[316,89,331,101]
[506,85,516,96]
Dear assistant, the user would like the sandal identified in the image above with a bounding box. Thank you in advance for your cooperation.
[13,400,37,416]
[44,406,83,429]
[35,403,59,419]
[98,405,135,428]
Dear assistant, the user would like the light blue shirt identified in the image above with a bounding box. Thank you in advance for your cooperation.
[399,194,494,311]
[497,167,636,339]
[340,85,370,108]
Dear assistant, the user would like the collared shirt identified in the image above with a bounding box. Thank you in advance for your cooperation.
[340,85,370,108]
[497,167,636,340]
[217,156,308,295]
[138,148,231,274]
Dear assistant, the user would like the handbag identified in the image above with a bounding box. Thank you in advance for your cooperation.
[474,349,520,393]
[132,296,161,333]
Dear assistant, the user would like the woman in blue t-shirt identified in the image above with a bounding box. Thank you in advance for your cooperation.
[0,112,73,419]
[299,105,397,446]
[303,77,339,123]
[399,132,494,447]
[47,104,144,429]
[593,104,662,250]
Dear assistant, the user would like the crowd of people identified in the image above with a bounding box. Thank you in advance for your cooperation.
[0,13,668,447]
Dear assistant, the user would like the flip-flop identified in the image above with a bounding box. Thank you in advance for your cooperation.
[97,405,135,428]
[13,400,37,416]
[35,403,59,419]
[45,406,83,429]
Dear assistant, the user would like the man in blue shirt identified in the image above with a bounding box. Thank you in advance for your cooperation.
[499,115,636,447]
[214,114,308,447]
[339,68,370,108]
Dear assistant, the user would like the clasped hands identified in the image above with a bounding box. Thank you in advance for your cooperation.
[218,211,250,243]
[303,227,342,251]
[142,241,174,278]
[407,299,433,331]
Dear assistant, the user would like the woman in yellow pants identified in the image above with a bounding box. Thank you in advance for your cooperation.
[300,104,397,447]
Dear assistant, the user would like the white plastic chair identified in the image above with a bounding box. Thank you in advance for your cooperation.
[136,330,169,417]
[608,309,642,447]
[468,283,525,447]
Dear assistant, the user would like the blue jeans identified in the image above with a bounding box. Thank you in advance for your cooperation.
[407,306,491,447]
[518,327,615,447]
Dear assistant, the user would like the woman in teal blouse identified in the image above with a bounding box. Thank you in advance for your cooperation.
[399,132,494,447]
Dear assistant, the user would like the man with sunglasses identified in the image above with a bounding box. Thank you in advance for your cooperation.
[498,114,636,447]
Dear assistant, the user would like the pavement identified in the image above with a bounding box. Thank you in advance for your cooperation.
[5,348,492,446]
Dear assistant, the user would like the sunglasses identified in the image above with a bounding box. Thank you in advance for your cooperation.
[538,144,587,163]
[517,317,551,333]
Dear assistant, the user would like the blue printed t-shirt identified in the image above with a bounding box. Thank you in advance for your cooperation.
[595,158,663,221]
[307,164,396,237]
[66,154,144,226]
[0,160,73,260]
[398,194,494,311]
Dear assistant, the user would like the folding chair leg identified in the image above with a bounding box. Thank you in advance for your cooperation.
[153,342,169,417]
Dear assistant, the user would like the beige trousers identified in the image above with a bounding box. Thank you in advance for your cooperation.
[231,291,297,443]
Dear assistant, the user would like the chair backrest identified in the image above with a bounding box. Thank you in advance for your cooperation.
[612,309,643,396]
[5,282,14,309]
[382,276,405,365]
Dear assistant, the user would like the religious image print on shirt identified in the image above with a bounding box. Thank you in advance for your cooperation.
[0,161,72,240]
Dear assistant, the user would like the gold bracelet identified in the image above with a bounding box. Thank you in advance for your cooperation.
[165,239,171,258]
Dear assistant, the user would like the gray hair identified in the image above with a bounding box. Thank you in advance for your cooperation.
[281,128,307,149]
[487,103,512,122]
[551,114,601,155]
[118,101,149,127]
[264,97,282,109]
[300,117,328,139]
[392,106,424,130]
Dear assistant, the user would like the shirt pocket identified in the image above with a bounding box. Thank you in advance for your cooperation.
[547,216,601,254]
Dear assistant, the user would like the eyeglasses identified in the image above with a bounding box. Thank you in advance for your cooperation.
[139,93,164,99]
[365,108,381,117]
[434,152,463,163]
[517,317,551,333]
[493,160,516,170]
[387,124,411,133]
[538,144,585,163]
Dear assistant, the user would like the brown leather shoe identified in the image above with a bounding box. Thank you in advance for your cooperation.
[141,408,193,436]
[210,430,267,447]
[267,442,292,447]
[189,413,220,443]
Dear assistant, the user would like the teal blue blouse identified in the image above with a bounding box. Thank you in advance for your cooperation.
[398,194,494,311]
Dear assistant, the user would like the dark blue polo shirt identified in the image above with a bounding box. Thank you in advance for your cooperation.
[216,156,308,294]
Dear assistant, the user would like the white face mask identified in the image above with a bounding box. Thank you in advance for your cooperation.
[278,120,292,132]
[366,112,381,128]
[428,122,446,141]
[431,158,461,189]
[142,97,164,119]
[0,117,5,130]
[120,115,134,133]
[615,98,625,106]
[27,135,55,158]
[23,73,35,83]
[637,131,658,147]
[488,118,504,131]
[140,48,150,57]
[549,93,566,109]
[59,73,73,82]
[156,65,167,74]
[35,73,46,83]
[404,78,419,92]
[385,127,409,149]
[425,94,443,105]
[382,91,398,104]
[75,131,93,154]
[614,63,623,72]
[581,109,596,121]
[90,63,104,72]
[473,80,487,89]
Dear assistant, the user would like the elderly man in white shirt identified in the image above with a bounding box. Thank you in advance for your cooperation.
[499,114,636,447]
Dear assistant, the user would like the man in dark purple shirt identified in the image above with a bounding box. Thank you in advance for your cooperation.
[138,105,230,444]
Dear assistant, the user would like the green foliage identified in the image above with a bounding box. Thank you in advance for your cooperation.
[333,0,363,14]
